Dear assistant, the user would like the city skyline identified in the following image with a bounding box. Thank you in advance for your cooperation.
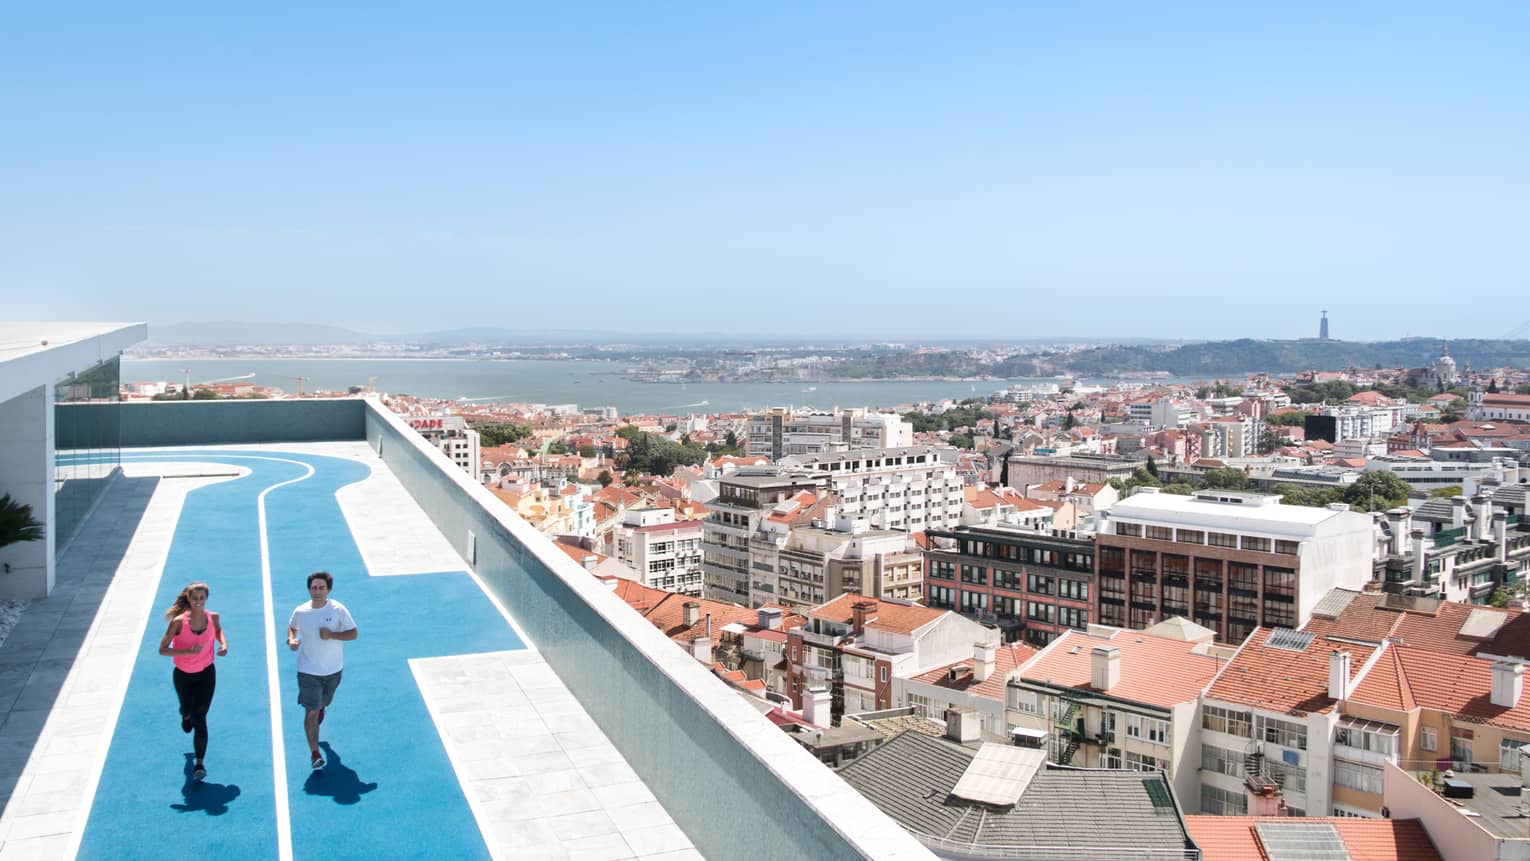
[4,4,1527,341]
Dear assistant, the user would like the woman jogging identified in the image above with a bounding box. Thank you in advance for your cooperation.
[158,581,227,781]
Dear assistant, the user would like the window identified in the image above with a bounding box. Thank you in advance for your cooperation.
[1201,744,1243,777]
[1201,783,1248,815]
[1241,536,1271,553]
[1058,606,1088,629]
[1176,529,1204,545]
[1451,733,1473,766]
[1266,757,1306,791]
[1161,554,1189,578]
[1099,547,1126,574]
[1261,716,1308,751]
[1028,573,1053,595]
[1336,725,1397,757]
[1228,563,1259,593]
[960,591,988,613]
[1334,761,1383,794]
[960,564,986,585]
[1059,579,1089,601]
[1420,727,1437,752]
[1124,751,1168,773]
[1274,540,1299,556]
[1204,706,1253,738]
[928,560,955,580]
[1013,689,1040,715]
[879,665,888,683]
[1127,714,1170,746]
[1146,526,1174,541]
[1207,532,1237,548]
[1116,523,1142,538]
[1503,738,1528,774]
[1264,567,1296,598]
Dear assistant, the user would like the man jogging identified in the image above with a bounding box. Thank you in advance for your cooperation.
[287,571,358,770]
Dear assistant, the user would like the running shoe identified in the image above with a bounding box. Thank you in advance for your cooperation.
[193,764,206,781]
[311,750,325,770]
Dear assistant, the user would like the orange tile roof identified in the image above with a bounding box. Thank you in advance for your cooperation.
[1350,646,1530,733]
[809,594,945,636]
[1185,817,1441,861]
[909,642,1039,701]
[1206,627,1374,715]
[641,593,758,642]
[1302,593,1530,660]
[1018,628,1223,709]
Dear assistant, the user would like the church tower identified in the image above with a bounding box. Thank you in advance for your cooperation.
[1319,310,1329,341]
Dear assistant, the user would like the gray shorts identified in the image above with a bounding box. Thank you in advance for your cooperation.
[297,670,342,710]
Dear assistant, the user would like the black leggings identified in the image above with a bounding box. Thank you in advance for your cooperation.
[173,665,216,762]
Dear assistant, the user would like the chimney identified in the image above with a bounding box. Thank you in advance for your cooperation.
[1452,496,1468,531]
[1064,476,1077,494]
[1496,511,1510,563]
[1328,650,1352,701]
[1411,530,1426,584]
[1244,775,1284,817]
[851,600,878,635]
[1492,661,1524,708]
[757,607,783,630]
[973,642,997,683]
[1091,645,1120,692]
[690,635,712,664]
[945,705,980,743]
[683,601,701,628]
[1474,494,1492,541]
[1385,508,1408,557]
[803,685,831,727]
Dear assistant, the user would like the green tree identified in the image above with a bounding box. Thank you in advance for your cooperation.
[1161,482,1197,495]
[1487,379,1499,394]
[477,423,533,447]
[597,470,613,488]
[1264,411,1310,427]
[1518,384,1530,395]
[0,494,45,548]
[578,444,597,459]
[1343,471,1412,512]
[1145,455,1159,479]
[548,440,569,455]
[1428,486,1464,499]
[1271,483,1343,508]
[947,433,974,449]
[725,430,738,448]
[191,388,218,400]
[1201,467,1249,490]
[1257,428,1285,454]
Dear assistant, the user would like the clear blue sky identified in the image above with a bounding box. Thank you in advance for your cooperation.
[3,4,1526,342]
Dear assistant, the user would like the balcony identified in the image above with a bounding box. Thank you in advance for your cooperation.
[9,398,924,860]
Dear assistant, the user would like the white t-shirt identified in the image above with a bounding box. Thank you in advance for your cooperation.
[288,598,356,677]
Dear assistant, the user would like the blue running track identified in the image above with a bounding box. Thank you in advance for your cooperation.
[76,449,524,860]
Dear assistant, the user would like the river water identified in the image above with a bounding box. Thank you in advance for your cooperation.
[123,357,1121,414]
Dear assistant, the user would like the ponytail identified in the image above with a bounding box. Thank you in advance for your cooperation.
[164,582,210,621]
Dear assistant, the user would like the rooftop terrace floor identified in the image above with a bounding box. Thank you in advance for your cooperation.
[0,443,698,860]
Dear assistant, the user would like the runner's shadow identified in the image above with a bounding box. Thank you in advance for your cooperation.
[171,754,241,815]
[304,742,378,805]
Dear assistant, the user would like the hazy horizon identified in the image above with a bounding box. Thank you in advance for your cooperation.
[5,5,1527,341]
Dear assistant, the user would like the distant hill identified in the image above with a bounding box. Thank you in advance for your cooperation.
[1045,338,1530,376]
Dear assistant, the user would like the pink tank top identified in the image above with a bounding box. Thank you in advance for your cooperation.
[172,612,216,673]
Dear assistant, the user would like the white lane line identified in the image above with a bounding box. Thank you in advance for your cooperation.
[255,458,317,861]
[61,478,203,861]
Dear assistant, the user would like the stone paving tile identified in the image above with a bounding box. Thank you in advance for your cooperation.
[413,650,697,861]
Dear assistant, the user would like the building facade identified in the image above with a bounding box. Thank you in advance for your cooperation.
[700,472,825,605]
[746,407,912,461]
[1096,488,1374,645]
[614,507,705,596]
[781,445,964,534]
[923,524,1094,646]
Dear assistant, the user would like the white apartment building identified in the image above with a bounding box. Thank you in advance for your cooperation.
[701,472,826,605]
[780,445,964,534]
[1365,455,1522,493]
[1321,405,1404,442]
[614,507,704,596]
[408,415,480,475]
[747,407,912,461]
[748,513,923,612]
